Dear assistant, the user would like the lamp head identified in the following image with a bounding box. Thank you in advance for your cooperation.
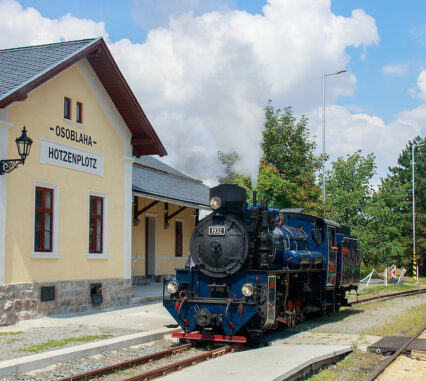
[15,126,33,161]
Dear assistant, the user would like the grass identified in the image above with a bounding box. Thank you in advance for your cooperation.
[365,302,426,337]
[0,331,23,336]
[7,339,23,344]
[120,369,138,376]
[17,334,113,353]
[405,276,426,285]
[358,283,417,295]
[309,349,386,381]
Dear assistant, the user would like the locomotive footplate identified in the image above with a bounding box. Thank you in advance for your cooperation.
[172,332,247,343]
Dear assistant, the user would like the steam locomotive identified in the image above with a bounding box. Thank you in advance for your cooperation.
[163,184,360,343]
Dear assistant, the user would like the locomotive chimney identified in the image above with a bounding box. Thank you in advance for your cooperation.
[253,190,257,207]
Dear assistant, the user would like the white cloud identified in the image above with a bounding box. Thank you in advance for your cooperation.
[310,104,424,181]
[382,63,408,76]
[417,70,426,100]
[0,0,108,48]
[309,69,426,181]
[109,0,379,182]
[0,0,392,185]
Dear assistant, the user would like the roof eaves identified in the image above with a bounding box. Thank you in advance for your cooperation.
[133,161,202,183]
[132,189,211,210]
[0,37,101,108]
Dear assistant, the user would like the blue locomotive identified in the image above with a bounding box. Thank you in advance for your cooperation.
[163,184,360,343]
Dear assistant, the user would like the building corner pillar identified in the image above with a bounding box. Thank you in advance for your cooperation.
[0,110,13,284]
[123,156,134,280]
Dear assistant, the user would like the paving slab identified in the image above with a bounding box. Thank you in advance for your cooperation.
[8,301,173,332]
[275,331,381,352]
[161,344,352,381]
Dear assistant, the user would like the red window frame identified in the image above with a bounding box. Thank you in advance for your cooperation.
[64,97,71,119]
[76,101,83,123]
[175,221,183,257]
[89,196,103,253]
[34,187,53,252]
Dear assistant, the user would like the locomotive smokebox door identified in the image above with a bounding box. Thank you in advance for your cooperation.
[191,214,249,278]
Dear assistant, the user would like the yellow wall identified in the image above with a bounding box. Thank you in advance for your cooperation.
[5,64,127,282]
[132,198,195,276]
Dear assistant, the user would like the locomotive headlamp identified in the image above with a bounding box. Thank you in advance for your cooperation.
[241,283,254,297]
[166,280,179,294]
[210,196,222,210]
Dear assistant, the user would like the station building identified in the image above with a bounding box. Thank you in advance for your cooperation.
[0,38,209,326]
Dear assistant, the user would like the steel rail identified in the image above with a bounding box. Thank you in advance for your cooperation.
[57,343,192,381]
[123,344,240,381]
[367,324,425,381]
[351,287,426,305]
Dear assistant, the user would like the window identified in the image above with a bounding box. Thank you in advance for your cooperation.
[89,196,103,253]
[76,102,83,123]
[64,97,71,119]
[175,221,183,257]
[34,187,53,252]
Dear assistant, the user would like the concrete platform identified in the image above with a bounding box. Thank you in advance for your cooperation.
[162,343,353,381]
[9,301,172,332]
[0,300,178,377]
[131,283,163,304]
[0,326,181,378]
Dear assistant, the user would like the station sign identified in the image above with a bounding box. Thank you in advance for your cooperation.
[40,138,104,176]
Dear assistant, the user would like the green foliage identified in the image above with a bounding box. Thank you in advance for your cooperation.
[325,137,425,271]
[218,102,323,213]
[216,100,424,273]
[217,151,241,184]
[260,102,323,213]
[361,176,411,266]
[263,102,322,181]
[325,150,376,226]
[383,136,425,271]
[256,163,297,208]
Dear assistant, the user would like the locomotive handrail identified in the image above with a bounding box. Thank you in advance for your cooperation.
[224,299,234,332]
[177,296,188,324]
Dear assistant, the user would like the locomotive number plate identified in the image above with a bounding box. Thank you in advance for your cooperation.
[208,226,226,236]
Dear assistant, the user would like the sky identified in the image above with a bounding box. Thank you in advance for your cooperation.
[1,0,425,186]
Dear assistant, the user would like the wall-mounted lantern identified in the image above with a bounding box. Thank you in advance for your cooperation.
[0,126,33,175]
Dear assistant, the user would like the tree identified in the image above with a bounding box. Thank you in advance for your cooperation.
[361,176,410,266]
[217,151,254,202]
[325,150,376,227]
[324,150,377,265]
[260,102,323,213]
[218,102,324,213]
[383,137,425,272]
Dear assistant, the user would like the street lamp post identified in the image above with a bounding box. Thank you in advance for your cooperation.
[412,141,425,284]
[322,70,346,204]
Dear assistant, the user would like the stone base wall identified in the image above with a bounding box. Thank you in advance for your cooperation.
[0,278,131,326]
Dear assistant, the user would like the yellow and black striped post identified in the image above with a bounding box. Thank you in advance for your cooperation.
[413,252,417,282]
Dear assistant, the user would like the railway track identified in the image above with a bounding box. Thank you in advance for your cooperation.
[56,288,424,381]
[58,342,242,381]
[350,287,426,305]
[367,324,426,381]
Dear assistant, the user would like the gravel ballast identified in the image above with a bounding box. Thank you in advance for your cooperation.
[1,291,425,380]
